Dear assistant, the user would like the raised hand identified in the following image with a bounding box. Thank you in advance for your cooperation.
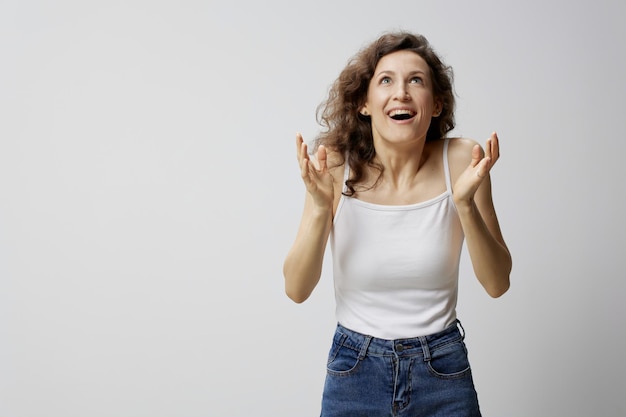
[453,132,500,205]
[296,133,335,210]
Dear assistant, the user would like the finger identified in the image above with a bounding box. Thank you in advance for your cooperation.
[482,132,499,170]
[471,144,482,167]
[490,132,500,161]
[484,137,492,160]
[475,157,492,179]
[317,145,328,172]
[300,157,313,185]
[296,133,303,159]
[299,141,309,168]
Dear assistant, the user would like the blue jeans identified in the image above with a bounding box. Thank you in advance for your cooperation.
[321,321,481,417]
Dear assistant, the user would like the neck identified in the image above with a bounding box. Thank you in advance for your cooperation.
[372,137,428,189]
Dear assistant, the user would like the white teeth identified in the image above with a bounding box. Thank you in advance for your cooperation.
[388,109,415,116]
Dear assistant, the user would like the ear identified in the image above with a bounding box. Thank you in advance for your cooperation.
[432,98,443,117]
[359,103,370,116]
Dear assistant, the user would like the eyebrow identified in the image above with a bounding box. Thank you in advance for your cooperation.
[375,70,427,77]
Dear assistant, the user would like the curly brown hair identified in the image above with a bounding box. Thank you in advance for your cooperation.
[315,31,455,196]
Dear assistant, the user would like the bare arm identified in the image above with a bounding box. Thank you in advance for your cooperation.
[283,133,339,303]
[451,133,512,298]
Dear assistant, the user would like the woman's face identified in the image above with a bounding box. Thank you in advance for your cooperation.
[361,50,441,145]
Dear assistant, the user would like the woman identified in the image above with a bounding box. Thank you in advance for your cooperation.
[283,31,511,417]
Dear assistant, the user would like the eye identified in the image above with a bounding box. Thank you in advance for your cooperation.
[410,76,424,84]
[380,76,392,84]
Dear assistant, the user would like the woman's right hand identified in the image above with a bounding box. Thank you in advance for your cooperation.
[296,133,334,210]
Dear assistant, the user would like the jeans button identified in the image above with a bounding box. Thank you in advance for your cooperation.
[396,343,404,352]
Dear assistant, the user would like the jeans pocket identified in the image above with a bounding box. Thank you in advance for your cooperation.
[426,339,472,380]
[326,334,362,376]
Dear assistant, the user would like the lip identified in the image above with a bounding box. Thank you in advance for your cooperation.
[386,107,417,124]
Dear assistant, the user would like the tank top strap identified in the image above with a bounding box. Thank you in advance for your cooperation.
[443,138,452,193]
[342,156,350,194]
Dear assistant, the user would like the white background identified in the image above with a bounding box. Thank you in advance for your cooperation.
[1,1,625,416]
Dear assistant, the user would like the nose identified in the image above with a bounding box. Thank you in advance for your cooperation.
[394,84,410,100]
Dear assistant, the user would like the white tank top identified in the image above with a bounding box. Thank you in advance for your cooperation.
[330,139,464,339]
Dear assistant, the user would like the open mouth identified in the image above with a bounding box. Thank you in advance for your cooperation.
[388,109,416,121]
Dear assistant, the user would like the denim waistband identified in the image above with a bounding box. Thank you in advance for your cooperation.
[334,320,465,359]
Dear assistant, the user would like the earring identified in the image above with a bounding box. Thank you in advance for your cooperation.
[360,110,369,116]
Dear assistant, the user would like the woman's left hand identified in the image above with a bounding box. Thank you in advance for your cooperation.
[452,132,500,205]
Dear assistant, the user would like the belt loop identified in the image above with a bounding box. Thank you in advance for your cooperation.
[358,335,372,360]
[456,319,466,340]
[418,336,431,362]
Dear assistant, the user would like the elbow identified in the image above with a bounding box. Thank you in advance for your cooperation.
[283,272,311,304]
[486,277,510,298]
[487,284,509,298]
[484,256,512,298]
[283,261,315,304]
[285,288,310,304]
[284,279,312,303]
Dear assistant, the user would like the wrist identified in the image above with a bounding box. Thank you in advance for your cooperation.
[453,197,476,213]
[311,204,333,219]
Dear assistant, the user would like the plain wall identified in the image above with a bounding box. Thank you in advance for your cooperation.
[1,0,625,416]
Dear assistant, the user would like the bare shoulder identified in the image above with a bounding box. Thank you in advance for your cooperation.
[326,148,346,185]
[448,137,481,163]
[448,136,481,154]
[445,137,482,181]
